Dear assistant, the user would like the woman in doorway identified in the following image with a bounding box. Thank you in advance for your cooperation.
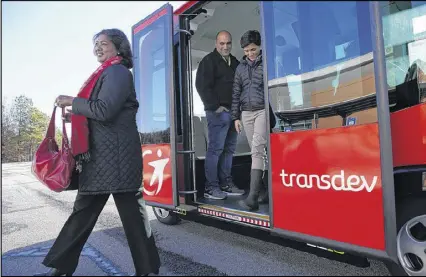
[36,29,160,276]
[231,30,269,211]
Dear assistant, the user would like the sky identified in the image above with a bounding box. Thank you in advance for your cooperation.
[2,1,187,118]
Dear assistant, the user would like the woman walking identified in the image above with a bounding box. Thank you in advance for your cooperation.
[36,28,160,276]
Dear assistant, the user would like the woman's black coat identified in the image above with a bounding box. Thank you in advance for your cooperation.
[72,63,142,195]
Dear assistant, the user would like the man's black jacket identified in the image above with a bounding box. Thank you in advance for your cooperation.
[195,48,239,111]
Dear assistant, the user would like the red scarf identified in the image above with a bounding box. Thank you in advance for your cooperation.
[71,56,122,160]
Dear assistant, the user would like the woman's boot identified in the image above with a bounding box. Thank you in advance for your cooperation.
[238,169,263,211]
[258,170,269,204]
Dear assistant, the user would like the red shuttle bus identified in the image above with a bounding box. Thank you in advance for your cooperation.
[131,1,426,275]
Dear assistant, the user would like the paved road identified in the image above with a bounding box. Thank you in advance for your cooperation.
[2,162,391,276]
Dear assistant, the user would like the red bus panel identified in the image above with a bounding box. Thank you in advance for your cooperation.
[391,103,426,168]
[142,144,174,206]
[270,124,386,250]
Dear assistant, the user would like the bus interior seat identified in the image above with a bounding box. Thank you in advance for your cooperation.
[193,116,207,159]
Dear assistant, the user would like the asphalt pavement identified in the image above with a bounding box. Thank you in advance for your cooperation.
[1,162,390,276]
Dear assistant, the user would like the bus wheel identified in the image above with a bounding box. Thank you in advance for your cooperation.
[152,207,180,225]
[387,196,426,276]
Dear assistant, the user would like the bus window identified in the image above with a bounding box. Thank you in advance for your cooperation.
[135,16,171,144]
[263,1,376,130]
[382,1,426,110]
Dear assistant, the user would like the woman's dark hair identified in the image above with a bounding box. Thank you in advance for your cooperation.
[93,28,133,69]
[240,30,261,48]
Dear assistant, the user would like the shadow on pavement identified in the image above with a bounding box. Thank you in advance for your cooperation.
[179,214,372,269]
[2,226,228,277]
[1,233,126,276]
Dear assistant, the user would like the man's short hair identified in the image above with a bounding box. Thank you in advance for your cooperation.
[240,30,261,48]
[216,30,232,41]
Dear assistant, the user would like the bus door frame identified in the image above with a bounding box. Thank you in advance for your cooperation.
[132,3,179,210]
[173,1,209,204]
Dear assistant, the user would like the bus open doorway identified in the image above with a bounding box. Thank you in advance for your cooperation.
[181,1,272,227]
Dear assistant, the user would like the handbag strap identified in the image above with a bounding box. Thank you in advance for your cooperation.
[46,105,57,138]
[61,107,71,149]
[46,105,70,149]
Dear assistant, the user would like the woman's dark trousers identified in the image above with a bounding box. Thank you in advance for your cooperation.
[42,192,160,276]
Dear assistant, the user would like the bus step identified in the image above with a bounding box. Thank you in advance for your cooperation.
[198,204,270,228]
[174,204,198,215]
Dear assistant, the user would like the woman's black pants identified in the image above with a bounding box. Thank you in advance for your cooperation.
[42,191,161,275]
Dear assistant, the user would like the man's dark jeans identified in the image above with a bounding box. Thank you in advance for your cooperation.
[205,110,237,188]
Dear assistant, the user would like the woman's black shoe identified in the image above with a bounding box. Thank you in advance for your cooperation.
[34,268,72,276]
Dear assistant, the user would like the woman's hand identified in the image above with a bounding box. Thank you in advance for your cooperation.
[234,120,242,134]
[55,95,74,108]
[62,108,73,123]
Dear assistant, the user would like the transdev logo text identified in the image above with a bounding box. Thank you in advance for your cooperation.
[279,170,378,192]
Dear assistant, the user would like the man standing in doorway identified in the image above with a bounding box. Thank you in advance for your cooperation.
[195,30,245,200]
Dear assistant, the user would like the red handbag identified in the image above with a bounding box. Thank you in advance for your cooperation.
[32,106,76,192]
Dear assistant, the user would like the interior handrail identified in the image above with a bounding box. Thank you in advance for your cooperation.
[274,88,397,123]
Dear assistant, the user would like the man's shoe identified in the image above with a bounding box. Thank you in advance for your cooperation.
[204,186,227,200]
[220,181,244,196]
